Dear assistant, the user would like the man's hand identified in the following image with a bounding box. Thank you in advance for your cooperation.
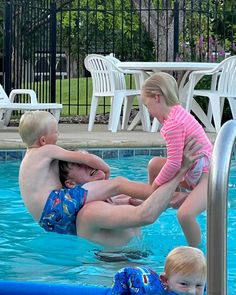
[182,137,204,171]
[169,191,189,209]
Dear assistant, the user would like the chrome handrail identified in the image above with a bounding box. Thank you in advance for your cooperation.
[207,119,236,295]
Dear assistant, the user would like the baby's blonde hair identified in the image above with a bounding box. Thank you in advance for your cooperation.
[141,72,179,106]
[164,246,206,278]
[19,110,57,147]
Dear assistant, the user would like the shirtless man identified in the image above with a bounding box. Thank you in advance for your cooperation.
[18,111,154,235]
[58,139,201,246]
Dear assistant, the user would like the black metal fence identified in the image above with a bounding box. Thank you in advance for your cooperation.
[1,0,236,118]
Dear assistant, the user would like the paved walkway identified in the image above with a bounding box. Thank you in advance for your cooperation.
[0,123,217,150]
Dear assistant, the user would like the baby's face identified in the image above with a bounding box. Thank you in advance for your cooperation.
[68,163,105,184]
[167,272,206,295]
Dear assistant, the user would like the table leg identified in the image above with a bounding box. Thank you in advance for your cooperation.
[191,99,215,132]
[179,72,215,132]
[150,117,160,132]
[127,112,140,131]
[128,71,151,131]
[127,105,151,132]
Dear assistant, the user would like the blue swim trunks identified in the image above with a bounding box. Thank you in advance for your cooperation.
[39,185,87,235]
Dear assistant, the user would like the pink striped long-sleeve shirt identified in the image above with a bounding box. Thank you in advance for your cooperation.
[154,104,213,186]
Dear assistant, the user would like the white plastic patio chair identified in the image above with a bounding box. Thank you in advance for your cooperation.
[186,55,236,132]
[84,54,147,132]
[0,84,62,128]
[105,54,151,131]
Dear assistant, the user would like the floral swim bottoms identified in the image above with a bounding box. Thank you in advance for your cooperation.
[39,185,87,235]
[184,156,210,189]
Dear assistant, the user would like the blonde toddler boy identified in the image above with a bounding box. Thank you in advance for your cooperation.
[109,246,206,294]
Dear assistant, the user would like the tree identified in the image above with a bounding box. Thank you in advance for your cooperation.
[58,0,155,77]
[132,0,236,62]
[132,0,178,61]
[211,0,236,53]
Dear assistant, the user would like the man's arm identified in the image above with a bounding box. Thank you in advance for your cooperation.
[80,138,203,229]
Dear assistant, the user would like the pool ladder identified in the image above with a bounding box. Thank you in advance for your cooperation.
[207,119,236,295]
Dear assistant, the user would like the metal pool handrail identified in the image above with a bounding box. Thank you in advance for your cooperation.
[207,119,236,295]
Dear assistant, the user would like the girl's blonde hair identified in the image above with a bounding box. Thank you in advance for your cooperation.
[19,110,57,147]
[164,246,207,278]
[141,72,179,106]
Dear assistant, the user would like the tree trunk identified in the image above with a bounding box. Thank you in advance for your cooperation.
[132,0,184,61]
[65,53,78,78]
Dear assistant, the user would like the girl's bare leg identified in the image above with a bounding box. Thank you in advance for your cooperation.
[177,173,208,247]
[148,157,166,184]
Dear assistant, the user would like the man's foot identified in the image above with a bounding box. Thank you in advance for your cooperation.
[95,249,151,262]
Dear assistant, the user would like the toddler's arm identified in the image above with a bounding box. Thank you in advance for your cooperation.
[44,144,110,179]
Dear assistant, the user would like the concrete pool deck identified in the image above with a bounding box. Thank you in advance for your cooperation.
[0,123,217,150]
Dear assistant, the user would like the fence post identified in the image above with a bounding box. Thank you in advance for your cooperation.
[173,0,179,61]
[50,1,56,103]
[4,0,12,95]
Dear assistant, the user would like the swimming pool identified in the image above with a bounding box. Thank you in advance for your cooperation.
[0,152,235,293]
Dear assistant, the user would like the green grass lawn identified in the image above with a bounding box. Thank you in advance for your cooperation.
[24,76,139,117]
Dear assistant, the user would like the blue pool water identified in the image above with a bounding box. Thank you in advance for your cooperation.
[0,155,235,292]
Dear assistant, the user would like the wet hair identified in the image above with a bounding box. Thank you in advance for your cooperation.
[141,72,179,106]
[19,110,57,147]
[58,160,71,186]
[164,246,206,278]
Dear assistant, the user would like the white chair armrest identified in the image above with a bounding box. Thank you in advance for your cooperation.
[9,89,38,104]
[189,70,214,80]
[186,66,221,112]
[189,63,221,79]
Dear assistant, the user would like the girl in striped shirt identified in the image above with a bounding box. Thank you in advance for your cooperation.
[141,72,213,247]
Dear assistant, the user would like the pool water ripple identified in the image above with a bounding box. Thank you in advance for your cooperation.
[0,156,235,292]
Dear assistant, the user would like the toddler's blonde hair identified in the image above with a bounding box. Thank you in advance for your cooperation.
[164,246,206,278]
[19,110,57,147]
[141,72,179,106]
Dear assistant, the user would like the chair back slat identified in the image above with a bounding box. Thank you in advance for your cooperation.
[217,56,236,95]
[84,54,126,96]
[104,54,126,90]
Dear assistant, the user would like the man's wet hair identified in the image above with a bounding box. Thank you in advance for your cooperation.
[58,160,70,186]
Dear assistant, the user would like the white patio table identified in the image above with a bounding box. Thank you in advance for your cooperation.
[117,61,218,132]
